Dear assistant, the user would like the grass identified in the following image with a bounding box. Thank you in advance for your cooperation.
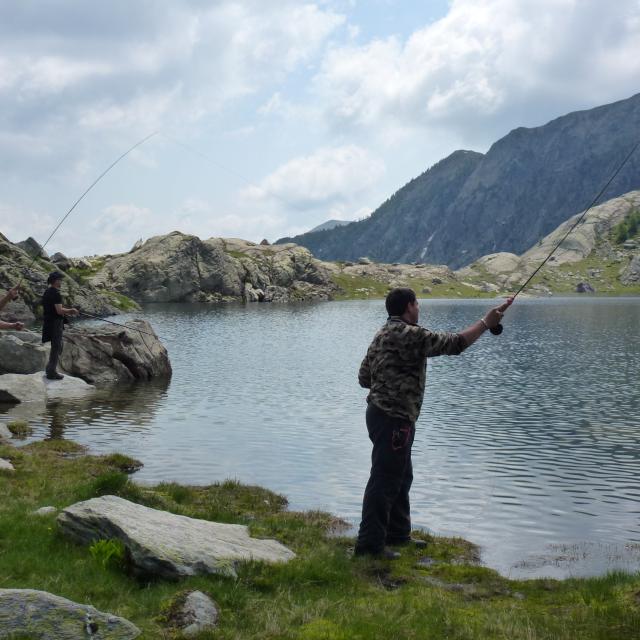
[67,258,105,284]
[520,245,640,296]
[0,439,639,638]
[104,290,140,311]
[331,271,495,301]
[224,250,250,261]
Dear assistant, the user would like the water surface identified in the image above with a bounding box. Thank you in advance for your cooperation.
[5,297,640,578]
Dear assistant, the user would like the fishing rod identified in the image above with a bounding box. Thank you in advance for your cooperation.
[17,131,158,288]
[77,311,165,340]
[491,138,640,335]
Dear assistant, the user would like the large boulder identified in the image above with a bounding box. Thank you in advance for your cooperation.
[16,236,48,259]
[50,252,73,271]
[0,589,140,639]
[59,320,171,386]
[91,232,244,302]
[89,233,336,304]
[0,330,49,374]
[58,495,296,579]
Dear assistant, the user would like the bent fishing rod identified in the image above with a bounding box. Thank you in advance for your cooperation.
[17,131,158,289]
[491,138,640,335]
[14,132,159,349]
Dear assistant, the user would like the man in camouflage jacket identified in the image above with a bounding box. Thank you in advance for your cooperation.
[354,287,510,558]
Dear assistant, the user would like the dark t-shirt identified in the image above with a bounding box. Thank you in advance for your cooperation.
[42,286,63,343]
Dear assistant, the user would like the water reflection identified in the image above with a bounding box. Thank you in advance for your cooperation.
[3,379,170,444]
[3,298,639,579]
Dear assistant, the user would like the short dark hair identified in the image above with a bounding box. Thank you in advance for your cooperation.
[47,271,65,284]
[385,287,416,316]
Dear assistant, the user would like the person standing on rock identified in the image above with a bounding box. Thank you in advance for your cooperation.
[42,271,78,380]
[0,286,24,330]
[354,287,511,559]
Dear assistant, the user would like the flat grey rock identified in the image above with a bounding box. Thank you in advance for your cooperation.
[58,495,295,579]
[0,372,46,404]
[33,506,58,516]
[0,458,15,472]
[0,372,95,404]
[0,588,140,639]
[43,373,96,400]
[0,423,12,440]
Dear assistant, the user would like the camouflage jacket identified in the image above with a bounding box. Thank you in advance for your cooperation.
[358,317,468,422]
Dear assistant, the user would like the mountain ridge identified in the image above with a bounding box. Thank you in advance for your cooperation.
[277,92,640,268]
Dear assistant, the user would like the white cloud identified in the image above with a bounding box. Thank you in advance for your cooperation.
[313,0,640,141]
[0,1,345,177]
[89,204,154,254]
[176,197,285,241]
[242,144,385,209]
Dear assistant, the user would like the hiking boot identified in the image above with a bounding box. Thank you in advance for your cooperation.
[387,538,428,550]
[46,372,64,380]
[354,546,401,560]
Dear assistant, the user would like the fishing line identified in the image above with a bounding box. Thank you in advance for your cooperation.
[77,311,166,340]
[17,131,158,287]
[512,139,640,301]
[160,132,305,212]
[76,310,171,361]
[492,138,640,334]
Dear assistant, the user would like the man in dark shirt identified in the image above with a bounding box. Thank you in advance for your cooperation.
[42,271,78,380]
[354,287,511,558]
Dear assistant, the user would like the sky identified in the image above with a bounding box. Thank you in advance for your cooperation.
[1,0,640,257]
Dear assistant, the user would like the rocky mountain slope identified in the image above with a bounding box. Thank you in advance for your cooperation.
[0,233,126,326]
[278,93,640,268]
[88,232,337,304]
[328,191,640,300]
[457,190,640,296]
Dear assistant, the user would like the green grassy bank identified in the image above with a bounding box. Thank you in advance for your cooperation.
[1,439,639,639]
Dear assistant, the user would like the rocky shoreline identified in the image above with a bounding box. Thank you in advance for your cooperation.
[0,322,170,385]
[1,192,639,334]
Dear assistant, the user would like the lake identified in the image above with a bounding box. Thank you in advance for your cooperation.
[5,297,640,579]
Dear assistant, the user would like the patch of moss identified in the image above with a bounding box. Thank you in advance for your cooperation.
[7,420,33,439]
[100,453,143,474]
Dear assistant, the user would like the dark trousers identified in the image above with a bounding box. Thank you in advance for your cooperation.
[45,321,63,376]
[355,402,415,554]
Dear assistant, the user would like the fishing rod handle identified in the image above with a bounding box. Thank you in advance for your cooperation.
[490,324,503,335]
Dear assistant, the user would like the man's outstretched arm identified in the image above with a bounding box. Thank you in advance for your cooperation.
[458,299,512,348]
